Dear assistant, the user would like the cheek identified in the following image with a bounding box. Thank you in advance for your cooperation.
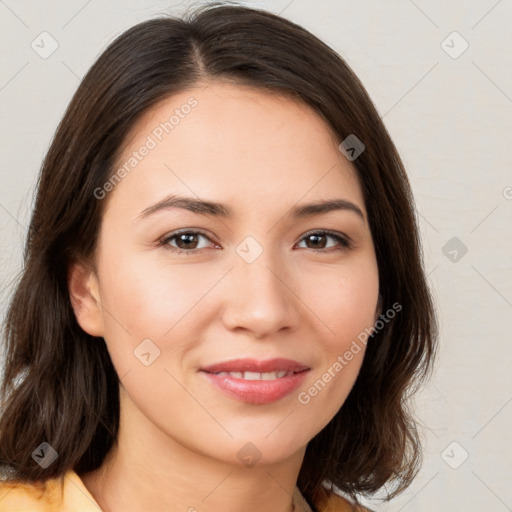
[97,235,378,379]
[98,251,208,335]
[296,257,378,413]
[95,247,224,379]
[304,255,379,343]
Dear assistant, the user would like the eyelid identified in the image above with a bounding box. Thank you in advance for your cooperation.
[297,230,353,252]
[300,229,351,245]
[158,228,352,254]
[157,229,216,251]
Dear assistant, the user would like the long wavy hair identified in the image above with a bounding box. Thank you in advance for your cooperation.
[0,2,437,507]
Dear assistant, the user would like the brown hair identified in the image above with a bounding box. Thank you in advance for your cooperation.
[0,2,437,506]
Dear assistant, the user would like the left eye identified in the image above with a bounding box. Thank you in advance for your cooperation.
[296,231,350,251]
[159,230,351,255]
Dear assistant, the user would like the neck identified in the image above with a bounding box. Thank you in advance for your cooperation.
[80,387,306,512]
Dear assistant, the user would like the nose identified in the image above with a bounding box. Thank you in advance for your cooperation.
[220,244,302,338]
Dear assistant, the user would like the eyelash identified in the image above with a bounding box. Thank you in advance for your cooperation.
[157,229,352,255]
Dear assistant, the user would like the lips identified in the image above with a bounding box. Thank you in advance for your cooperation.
[201,357,309,374]
[200,358,310,405]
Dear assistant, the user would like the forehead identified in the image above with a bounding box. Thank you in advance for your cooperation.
[107,80,364,218]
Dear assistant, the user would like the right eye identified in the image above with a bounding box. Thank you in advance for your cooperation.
[158,230,217,255]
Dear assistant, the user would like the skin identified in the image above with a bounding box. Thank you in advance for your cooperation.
[68,80,380,512]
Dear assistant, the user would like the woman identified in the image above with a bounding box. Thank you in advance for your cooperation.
[0,3,437,511]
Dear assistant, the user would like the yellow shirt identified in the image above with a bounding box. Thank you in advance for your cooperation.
[0,470,370,511]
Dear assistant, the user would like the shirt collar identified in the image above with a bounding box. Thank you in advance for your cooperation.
[63,471,317,511]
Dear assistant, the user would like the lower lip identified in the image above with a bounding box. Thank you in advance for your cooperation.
[200,370,309,405]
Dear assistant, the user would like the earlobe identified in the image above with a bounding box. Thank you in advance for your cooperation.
[67,260,104,337]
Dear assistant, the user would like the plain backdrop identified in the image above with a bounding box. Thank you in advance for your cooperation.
[1,1,511,510]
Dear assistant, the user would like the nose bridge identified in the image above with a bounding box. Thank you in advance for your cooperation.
[221,235,299,335]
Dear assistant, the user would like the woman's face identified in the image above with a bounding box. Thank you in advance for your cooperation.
[75,81,380,467]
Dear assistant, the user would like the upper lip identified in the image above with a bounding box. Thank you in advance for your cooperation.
[201,358,310,374]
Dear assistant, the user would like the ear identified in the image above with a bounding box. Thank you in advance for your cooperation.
[67,260,104,337]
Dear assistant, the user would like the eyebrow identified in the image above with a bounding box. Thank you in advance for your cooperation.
[136,195,366,222]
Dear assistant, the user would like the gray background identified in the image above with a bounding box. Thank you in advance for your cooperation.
[1,0,511,510]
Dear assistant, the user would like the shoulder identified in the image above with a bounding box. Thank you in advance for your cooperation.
[0,471,100,512]
[314,486,374,512]
[0,477,63,512]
